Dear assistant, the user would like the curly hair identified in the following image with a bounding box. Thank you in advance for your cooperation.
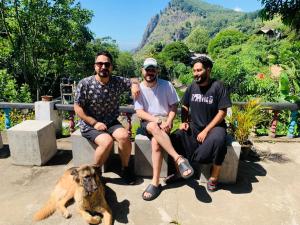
[192,54,214,69]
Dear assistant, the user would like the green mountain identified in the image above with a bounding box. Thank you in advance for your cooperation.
[136,0,261,52]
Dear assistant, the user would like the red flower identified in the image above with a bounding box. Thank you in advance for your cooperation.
[257,73,265,79]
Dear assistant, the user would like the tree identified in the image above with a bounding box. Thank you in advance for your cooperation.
[184,27,210,53]
[159,41,190,64]
[259,0,300,32]
[0,0,93,100]
[175,63,193,84]
[115,52,136,78]
[157,41,190,80]
[208,29,247,58]
[0,69,31,102]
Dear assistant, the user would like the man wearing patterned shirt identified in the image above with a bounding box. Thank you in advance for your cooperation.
[74,51,140,184]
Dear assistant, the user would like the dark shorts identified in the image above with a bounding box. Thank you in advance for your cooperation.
[81,120,123,142]
[138,121,155,139]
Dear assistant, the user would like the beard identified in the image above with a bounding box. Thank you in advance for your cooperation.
[97,69,110,78]
[195,73,207,84]
[144,75,157,83]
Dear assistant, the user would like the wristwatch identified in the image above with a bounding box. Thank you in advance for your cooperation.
[157,118,162,126]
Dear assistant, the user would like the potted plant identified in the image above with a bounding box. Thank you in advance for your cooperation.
[226,99,264,158]
[41,95,53,101]
[278,63,300,138]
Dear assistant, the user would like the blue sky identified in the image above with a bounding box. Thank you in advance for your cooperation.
[77,0,263,51]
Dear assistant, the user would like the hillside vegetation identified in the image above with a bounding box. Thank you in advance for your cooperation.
[137,0,261,53]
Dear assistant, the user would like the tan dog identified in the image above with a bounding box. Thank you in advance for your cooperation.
[33,165,112,225]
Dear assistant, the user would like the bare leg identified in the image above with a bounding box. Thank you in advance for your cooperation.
[56,191,74,218]
[210,164,221,181]
[143,138,162,199]
[112,128,131,167]
[94,204,112,225]
[77,208,101,224]
[94,133,114,166]
[146,122,192,177]
[93,185,112,225]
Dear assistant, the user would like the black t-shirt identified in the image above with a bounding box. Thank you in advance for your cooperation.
[182,79,232,132]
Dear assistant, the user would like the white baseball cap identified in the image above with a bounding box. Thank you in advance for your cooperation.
[143,58,158,69]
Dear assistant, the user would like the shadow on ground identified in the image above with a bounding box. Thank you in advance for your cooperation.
[45,149,73,166]
[220,160,267,194]
[105,185,130,225]
[161,157,267,203]
[0,145,10,158]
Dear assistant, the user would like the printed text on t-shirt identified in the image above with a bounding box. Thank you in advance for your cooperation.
[191,94,213,104]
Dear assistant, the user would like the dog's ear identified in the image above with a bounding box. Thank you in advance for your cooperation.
[71,168,80,183]
[93,165,102,178]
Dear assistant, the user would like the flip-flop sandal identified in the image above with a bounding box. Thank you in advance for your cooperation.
[176,156,194,179]
[142,184,162,201]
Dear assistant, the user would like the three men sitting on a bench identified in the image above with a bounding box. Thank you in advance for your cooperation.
[74,51,231,199]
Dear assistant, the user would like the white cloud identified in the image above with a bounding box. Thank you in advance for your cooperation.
[234,7,243,12]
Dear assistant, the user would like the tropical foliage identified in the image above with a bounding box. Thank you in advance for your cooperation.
[259,0,300,32]
[227,99,265,144]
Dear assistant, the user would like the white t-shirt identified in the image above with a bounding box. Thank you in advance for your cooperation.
[134,78,179,116]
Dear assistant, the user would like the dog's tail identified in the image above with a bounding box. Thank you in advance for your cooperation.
[33,197,56,221]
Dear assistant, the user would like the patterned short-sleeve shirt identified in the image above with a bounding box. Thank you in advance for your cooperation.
[75,75,131,132]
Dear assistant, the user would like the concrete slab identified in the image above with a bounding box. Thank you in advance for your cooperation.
[7,120,57,166]
[0,137,299,225]
[34,100,62,133]
[200,141,241,184]
[134,134,168,177]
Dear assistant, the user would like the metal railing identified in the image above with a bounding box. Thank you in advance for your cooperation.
[0,101,299,138]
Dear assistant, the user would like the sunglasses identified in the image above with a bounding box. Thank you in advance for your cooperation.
[145,68,157,72]
[95,61,111,68]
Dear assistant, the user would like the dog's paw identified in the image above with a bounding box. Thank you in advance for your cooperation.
[89,215,101,224]
[63,211,72,219]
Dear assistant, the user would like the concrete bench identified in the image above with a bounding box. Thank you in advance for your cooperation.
[199,139,241,184]
[7,120,57,166]
[134,134,241,183]
[71,129,97,166]
[71,130,122,171]
[134,134,168,177]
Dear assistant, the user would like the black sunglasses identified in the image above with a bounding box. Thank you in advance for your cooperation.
[95,62,111,68]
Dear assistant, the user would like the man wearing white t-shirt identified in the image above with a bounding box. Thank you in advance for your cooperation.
[134,58,194,201]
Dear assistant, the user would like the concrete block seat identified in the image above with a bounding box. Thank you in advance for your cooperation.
[71,130,127,171]
[134,134,168,177]
[199,138,241,184]
[7,120,57,166]
[71,129,97,166]
[134,132,241,183]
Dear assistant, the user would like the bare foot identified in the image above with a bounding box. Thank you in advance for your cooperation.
[176,156,192,177]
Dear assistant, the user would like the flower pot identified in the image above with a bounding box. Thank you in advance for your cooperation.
[240,144,252,160]
[41,95,53,101]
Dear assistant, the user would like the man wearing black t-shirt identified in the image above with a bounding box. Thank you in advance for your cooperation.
[171,55,232,191]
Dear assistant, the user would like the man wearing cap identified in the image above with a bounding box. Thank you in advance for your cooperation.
[134,57,194,201]
[74,50,140,185]
[170,55,232,192]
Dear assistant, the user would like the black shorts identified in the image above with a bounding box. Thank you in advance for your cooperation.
[81,120,123,142]
[138,121,153,139]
